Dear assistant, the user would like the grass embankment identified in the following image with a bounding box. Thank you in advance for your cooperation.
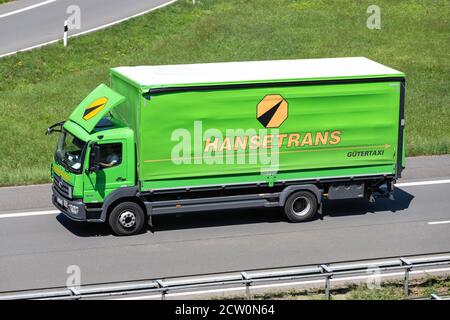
[214,275,450,300]
[0,0,448,186]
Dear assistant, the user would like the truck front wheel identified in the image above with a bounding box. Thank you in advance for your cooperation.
[284,191,318,222]
[108,201,145,236]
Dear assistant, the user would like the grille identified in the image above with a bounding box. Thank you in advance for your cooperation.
[53,173,72,199]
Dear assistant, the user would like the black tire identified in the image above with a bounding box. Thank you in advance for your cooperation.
[108,201,145,236]
[284,191,318,222]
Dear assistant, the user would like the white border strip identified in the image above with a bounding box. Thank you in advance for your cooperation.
[395,179,450,187]
[0,0,57,19]
[428,220,450,225]
[0,210,59,219]
[0,0,177,58]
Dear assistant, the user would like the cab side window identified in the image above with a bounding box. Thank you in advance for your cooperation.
[98,143,122,169]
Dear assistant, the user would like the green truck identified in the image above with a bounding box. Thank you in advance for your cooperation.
[47,57,405,235]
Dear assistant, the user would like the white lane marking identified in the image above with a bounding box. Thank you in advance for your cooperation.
[0,39,60,58]
[0,0,58,19]
[114,267,450,300]
[69,0,177,37]
[428,220,450,225]
[0,0,178,58]
[395,179,450,187]
[0,178,449,219]
[0,183,52,190]
[0,210,59,219]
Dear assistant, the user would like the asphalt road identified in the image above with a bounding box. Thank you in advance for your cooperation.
[0,0,175,57]
[0,155,449,292]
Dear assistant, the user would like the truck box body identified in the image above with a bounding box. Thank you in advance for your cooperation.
[49,57,405,235]
[109,57,405,191]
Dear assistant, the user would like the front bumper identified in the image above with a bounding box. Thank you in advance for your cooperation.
[52,186,87,221]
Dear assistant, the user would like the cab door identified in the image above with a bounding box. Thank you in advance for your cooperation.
[83,140,129,203]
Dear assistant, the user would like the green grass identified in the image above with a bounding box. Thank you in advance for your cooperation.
[0,0,13,4]
[210,274,450,300]
[0,0,449,186]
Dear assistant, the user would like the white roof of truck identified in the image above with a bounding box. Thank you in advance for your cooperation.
[112,57,404,88]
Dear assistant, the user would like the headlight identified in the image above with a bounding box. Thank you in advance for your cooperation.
[67,204,79,215]
[68,186,73,199]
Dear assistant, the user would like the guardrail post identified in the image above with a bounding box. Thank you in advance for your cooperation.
[320,264,332,300]
[400,258,412,297]
[241,272,252,298]
[156,280,168,300]
[430,294,442,300]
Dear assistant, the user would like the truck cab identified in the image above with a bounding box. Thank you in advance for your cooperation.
[49,84,141,235]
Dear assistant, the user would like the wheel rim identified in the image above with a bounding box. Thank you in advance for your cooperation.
[292,196,311,216]
[118,211,136,228]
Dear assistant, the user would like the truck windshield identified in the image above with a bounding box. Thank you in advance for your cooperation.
[55,130,86,173]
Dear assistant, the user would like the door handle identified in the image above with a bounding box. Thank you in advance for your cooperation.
[116,177,126,182]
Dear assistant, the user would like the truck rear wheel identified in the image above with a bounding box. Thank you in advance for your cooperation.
[284,191,317,222]
[108,201,145,236]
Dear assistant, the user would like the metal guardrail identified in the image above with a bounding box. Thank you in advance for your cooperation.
[1,254,449,300]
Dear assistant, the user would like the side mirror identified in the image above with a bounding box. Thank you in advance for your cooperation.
[45,121,64,135]
[87,143,101,173]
